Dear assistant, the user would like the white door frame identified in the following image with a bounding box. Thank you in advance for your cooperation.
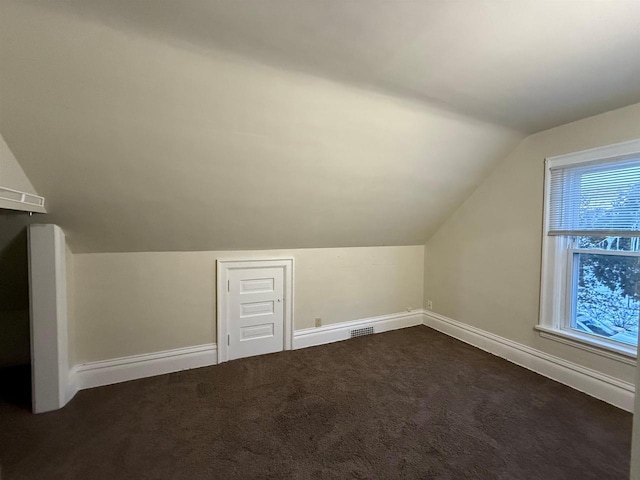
[216,258,294,364]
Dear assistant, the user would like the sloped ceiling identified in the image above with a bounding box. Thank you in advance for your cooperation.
[10,0,640,133]
[1,1,638,253]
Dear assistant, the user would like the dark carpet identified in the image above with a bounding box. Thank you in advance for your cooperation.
[0,326,632,480]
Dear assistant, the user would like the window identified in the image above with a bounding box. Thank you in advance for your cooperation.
[538,139,640,360]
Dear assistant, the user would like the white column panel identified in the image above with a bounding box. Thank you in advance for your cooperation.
[28,224,70,413]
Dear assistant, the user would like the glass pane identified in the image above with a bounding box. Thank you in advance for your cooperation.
[576,235,640,252]
[572,252,640,346]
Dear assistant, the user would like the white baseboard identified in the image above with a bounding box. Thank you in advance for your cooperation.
[70,343,218,392]
[65,309,634,413]
[66,369,78,404]
[293,310,424,350]
[67,310,423,395]
[422,311,635,412]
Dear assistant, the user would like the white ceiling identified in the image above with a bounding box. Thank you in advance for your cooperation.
[1,1,639,252]
[21,0,640,133]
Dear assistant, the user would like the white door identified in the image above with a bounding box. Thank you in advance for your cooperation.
[227,267,285,360]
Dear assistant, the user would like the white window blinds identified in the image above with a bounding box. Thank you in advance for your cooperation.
[547,155,640,236]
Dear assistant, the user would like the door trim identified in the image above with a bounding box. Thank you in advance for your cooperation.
[216,258,294,364]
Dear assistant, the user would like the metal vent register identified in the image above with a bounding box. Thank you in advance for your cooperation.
[350,326,374,338]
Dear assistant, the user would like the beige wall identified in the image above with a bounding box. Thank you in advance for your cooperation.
[424,102,640,385]
[74,246,424,364]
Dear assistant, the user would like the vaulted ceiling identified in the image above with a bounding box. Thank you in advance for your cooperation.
[1,0,639,252]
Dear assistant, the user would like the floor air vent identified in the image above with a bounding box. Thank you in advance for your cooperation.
[350,326,374,338]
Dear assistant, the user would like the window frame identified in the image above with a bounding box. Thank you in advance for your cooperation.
[538,139,640,364]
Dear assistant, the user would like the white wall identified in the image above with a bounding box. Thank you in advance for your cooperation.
[424,102,640,385]
[65,244,75,369]
[74,246,424,364]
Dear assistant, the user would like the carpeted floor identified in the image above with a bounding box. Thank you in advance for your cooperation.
[0,326,632,479]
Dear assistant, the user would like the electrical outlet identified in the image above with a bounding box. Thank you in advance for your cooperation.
[427,300,433,310]
[315,317,322,327]
[407,306,412,312]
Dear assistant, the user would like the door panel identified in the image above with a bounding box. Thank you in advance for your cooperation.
[240,278,275,293]
[240,301,275,317]
[227,267,284,360]
[241,323,274,339]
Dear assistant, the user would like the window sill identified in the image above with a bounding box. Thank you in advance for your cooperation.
[535,325,637,366]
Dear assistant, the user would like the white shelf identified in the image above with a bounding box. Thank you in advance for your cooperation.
[0,185,45,208]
